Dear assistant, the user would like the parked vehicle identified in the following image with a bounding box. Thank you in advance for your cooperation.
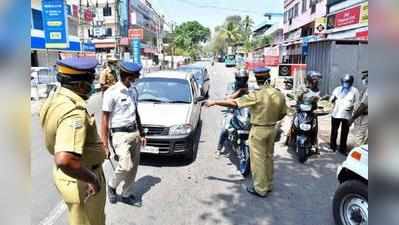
[176,65,210,98]
[333,145,368,225]
[288,98,319,163]
[135,71,204,161]
[225,54,236,67]
[31,67,59,100]
[222,107,251,176]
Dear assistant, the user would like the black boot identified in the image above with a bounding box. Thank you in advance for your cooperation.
[108,186,117,204]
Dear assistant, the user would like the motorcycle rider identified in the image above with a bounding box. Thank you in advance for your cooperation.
[285,71,322,153]
[216,68,249,155]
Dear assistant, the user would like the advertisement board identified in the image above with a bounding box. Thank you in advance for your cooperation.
[129,28,144,40]
[335,5,361,28]
[132,38,142,65]
[314,17,327,34]
[42,0,69,49]
[360,2,368,24]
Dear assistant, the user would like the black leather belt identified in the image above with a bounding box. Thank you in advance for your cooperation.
[252,123,276,127]
[92,164,101,170]
[111,124,137,133]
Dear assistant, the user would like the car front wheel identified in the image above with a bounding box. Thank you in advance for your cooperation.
[333,180,368,225]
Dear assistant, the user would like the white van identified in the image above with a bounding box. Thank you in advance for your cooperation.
[135,70,204,161]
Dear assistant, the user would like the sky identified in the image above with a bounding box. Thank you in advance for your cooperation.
[150,0,284,33]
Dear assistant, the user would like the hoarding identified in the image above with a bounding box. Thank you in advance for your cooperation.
[314,17,327,34]
[42,0,69,49]
[132,38,142,65]
[129,28,144,40]
[360,2,368,24]
[335,6,361,28]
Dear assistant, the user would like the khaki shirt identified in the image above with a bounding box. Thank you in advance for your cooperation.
[99,67,116,87]
[236,85,287,126]
[39,87,105,168]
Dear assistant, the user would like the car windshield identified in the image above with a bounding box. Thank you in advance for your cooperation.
[177,67,203,82]
[135,78,192,104]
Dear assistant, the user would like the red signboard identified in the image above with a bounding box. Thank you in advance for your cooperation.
[335,6,361,28]
[84,9,93,22]
[128,28,144,40]
[72,5,78,17]
[356,30,368,40]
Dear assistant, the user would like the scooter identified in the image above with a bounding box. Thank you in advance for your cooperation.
[288,98,319,163]
[223,107,251,176]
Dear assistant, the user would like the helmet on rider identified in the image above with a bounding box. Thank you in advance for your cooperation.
[341,74,354,88]
[306,71,322,89]
[253,67,271,86]
[234,68,249,90]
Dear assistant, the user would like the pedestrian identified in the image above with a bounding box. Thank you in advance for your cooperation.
[349,71,368,145]
[100,61,146,205]
[99,61,117,93]
[330,74,360,154]
[206,67,287,198]
[39,57,106,225]
[216,68,249,155]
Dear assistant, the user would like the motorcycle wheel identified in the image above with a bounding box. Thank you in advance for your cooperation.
[297,145,308,163]
[239,144,251,177]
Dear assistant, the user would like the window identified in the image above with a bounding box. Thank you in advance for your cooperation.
[103,6,112,16]
[302,0,307,13]
[32,9,43,30]
[106,28,112,36]
[294,3,299,17]
[310,0,317,14]
[284,11,287,24]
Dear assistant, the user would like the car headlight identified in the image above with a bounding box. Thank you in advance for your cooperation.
[169,124,193,136]
[299,123,312,131]
[299,104,312,112]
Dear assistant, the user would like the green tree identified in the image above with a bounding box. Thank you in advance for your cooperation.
[242,15,254,39]
[220,21,242,46]
[173,21,210,58]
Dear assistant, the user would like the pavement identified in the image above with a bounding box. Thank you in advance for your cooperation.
[31,62,347,225]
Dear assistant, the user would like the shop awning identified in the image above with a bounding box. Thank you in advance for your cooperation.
[95,43,115,48]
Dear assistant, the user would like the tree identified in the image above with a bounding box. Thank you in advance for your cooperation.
[220,21,242,46]
[173,21,210,58]
[242,15,254,39]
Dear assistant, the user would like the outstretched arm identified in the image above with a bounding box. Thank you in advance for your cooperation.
[206,99,238,108]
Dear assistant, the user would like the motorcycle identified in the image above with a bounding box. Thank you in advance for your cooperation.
[222,107,251,176]
[288,98,319,163]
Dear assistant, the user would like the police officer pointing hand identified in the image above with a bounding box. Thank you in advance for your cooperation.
[206,67,287,198]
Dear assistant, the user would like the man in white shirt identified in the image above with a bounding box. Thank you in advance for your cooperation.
[101,61,146,205]
[330,74,360,154]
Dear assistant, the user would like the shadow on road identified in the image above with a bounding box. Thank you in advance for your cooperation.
[132,175,162,202]
[197,142,344,225]
[139,120,203,167]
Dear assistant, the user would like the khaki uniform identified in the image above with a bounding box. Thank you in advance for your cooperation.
[99,67,116,89]
[354,88,368,145]
[40,87,106,225]
[236,85,287,195]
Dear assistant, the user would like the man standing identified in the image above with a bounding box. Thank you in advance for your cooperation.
[349,71,368,145]
[101,61,146,205]
[40,57,106,225]
[99,61,117,93]
[206,67,287,198]
[330,74,360,154]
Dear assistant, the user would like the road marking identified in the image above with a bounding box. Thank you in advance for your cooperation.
[38,201,67,225]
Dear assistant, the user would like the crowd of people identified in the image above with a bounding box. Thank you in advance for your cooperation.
[38,56,368,225]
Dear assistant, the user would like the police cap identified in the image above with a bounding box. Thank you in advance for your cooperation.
[119,61,142,75]
[56,57,98,83]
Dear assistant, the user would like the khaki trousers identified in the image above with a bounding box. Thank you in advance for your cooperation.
[109,131,141,197]
[53,167,106,225]
[354,115,368,146]
[249,126,277,195]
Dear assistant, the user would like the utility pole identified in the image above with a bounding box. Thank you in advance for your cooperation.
[171,22,175,69]
[114,0,120,59]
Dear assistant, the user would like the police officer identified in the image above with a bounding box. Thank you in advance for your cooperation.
[99,61,117,93]
[101,61,146,205]
[216,68,249,154]
[349,70,368,145]
[40,57,106,225]
[206,67,287,197]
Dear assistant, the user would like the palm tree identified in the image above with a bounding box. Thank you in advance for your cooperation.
[220,21,242,46]
[242,15,254,38]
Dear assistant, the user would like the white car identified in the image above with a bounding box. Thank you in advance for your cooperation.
[333,145,368,225]
[135,70,204,161]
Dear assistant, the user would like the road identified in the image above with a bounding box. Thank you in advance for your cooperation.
[31,62,345,225]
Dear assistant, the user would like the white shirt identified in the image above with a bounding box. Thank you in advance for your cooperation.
[102,81,138,128]
[331,86,360,120]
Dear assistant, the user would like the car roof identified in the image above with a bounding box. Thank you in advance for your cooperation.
[142,70,193,80]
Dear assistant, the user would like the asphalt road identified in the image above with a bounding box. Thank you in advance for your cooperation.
[31,62,345,225]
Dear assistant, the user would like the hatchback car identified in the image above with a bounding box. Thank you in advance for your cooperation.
[135,70,204,161]
[176,65,210,98]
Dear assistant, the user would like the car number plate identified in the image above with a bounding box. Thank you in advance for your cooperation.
[142,146,159,154]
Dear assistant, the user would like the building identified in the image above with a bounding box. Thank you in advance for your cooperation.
[326,0,368,40]
[31,0,95,67]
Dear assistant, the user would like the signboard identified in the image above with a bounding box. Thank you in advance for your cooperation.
[132,38,142,65]
[360,2,368,24]
[82,42,96,52]
[335,5,360,28]
[356,30,368,40]
[72,5,78,17]
[93,27,105,37]
[42,0,69,49]
[128,28,144,40]
[314,17,327,34]
[84,9,94,22]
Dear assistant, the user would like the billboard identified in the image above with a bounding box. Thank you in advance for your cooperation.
[41,0,69,49]
[119,0,129,37]
[132,38,141,65]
